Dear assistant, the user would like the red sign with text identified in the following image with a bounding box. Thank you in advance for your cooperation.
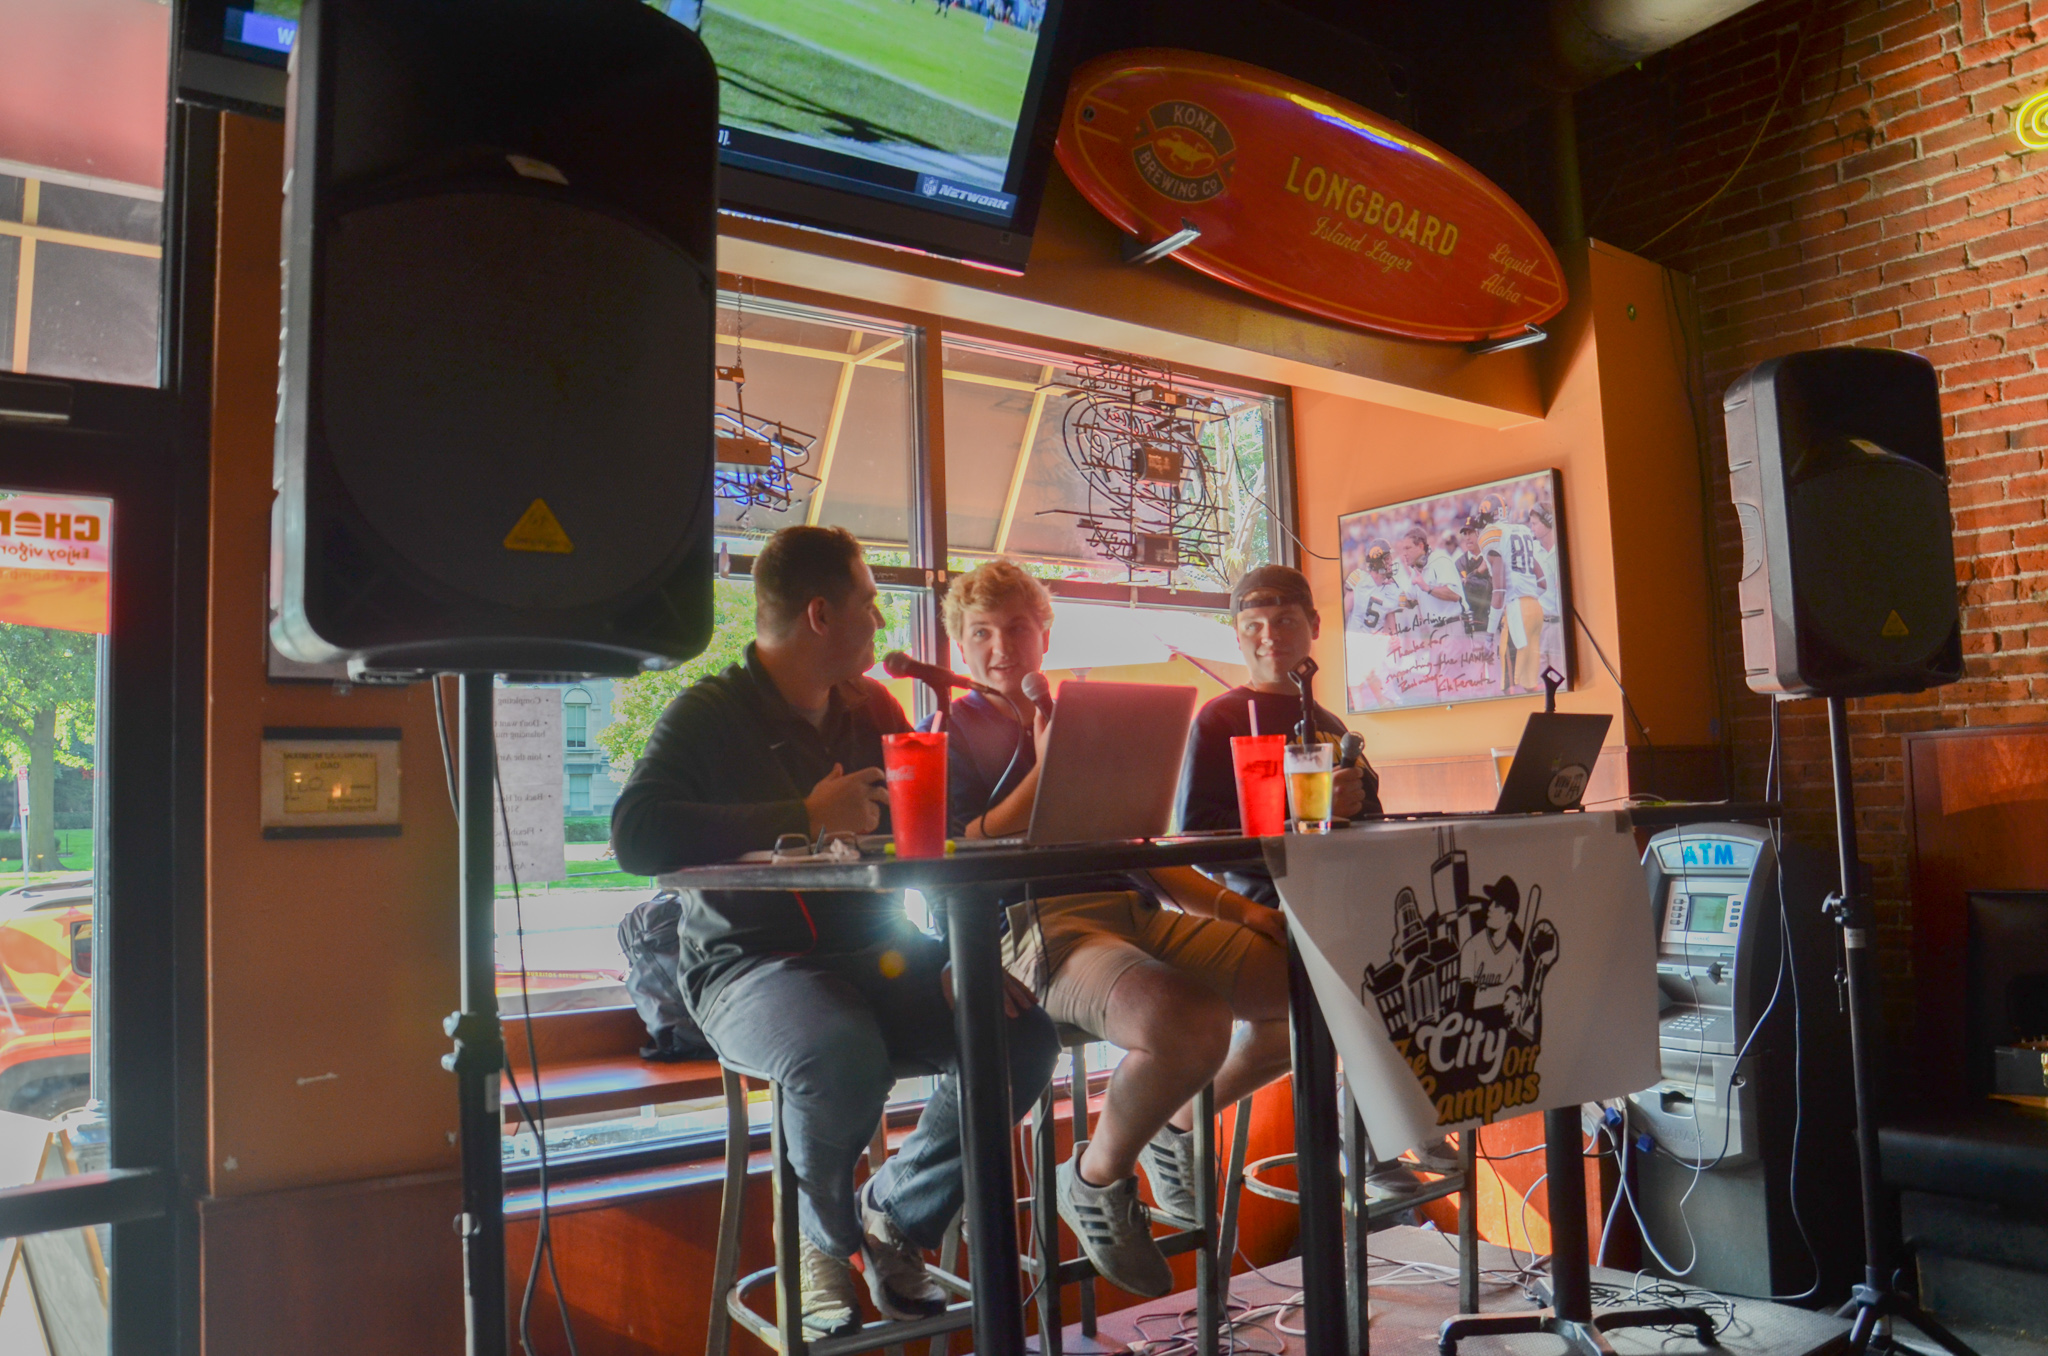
[1056,51,1567,342]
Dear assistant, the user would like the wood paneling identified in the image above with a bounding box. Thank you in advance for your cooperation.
[208,113,462,1196]
[502,1078,1304,1356]
[198,1172,464,1354]
[1903,725,2048,1103]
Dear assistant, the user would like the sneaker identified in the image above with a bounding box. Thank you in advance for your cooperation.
[858,1180,949,1320]
[1405,1136,1463,1176]
[1056,1153,1174,1298]
[798,1236,863,1339]
[1363,1160,1423,1204]
[1139,1124,1200,1224]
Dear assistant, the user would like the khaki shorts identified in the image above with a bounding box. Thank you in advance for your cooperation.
[1001,890,1269,1039]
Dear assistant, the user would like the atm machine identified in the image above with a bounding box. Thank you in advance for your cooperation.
[1627,823,1857,1300]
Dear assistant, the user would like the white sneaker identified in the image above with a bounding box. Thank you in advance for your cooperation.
[1138,1123,1200,1224]
[1405,1136,1463,1175]
[798,1236,862,1338]
[1056,1153,1174,1298]
[1363,1160,1424,1204]
[858,1180,949,1320]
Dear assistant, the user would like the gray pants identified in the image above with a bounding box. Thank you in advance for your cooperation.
[693,927,1059,1257]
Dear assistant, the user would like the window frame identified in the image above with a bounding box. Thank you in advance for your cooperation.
[0,101,216,1356]
[501,279,1298,1185]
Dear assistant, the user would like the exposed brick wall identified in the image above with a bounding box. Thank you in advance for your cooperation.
[1575,0,2048,1045]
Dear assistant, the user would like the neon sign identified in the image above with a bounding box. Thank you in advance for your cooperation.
[2017,91,2048,149]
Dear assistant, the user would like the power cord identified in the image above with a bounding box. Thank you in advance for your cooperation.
[494,729,582,1356]
[434,676,580,1356]
[1566,603,1662,799]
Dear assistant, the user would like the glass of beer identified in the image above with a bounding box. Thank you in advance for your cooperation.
[1284,742,1334,834]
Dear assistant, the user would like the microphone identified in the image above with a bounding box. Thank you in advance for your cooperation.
[1338,732,1363,769]
[881,650,996,696]
[1019,671,1054,723]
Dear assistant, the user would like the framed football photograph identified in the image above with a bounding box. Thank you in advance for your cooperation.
[1338,469,1572,713]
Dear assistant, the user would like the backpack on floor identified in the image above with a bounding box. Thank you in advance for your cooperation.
[617,891,717,1062]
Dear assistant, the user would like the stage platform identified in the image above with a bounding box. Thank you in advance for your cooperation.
[1046,1225,1852,1356]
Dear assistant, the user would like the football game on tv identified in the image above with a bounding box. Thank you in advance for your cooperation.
[1339,470,1573,714]
[216,0,1053,231]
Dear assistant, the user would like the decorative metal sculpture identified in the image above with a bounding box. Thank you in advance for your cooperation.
[713,362,818,516]
[1040,355,1231,584]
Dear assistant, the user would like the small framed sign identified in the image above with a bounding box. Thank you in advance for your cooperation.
[260,727,402,838]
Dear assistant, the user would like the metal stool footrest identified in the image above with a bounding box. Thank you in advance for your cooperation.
[1241,1152,1300,1205]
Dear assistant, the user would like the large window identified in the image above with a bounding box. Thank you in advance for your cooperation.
[0,5,191,1351]
[941,333,1284,710]
[497,296,1294,1172]
[1,0,171,386]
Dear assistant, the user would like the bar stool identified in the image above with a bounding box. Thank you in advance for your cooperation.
[1025,1027,1253,1356]
[707,1062,976,1356]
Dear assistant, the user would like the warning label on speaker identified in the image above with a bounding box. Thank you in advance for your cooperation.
[504,499,574,554]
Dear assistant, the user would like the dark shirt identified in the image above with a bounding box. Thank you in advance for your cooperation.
[611,644,915,1008]
[920,689,1137,905]
[1176,686,1383,904]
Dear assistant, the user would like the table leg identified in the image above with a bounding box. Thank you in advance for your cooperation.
[1287,937,1345,1356]
[1543,1107,1591,1322]
[943,889,1026,1356]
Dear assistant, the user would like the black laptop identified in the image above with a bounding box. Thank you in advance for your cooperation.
[1494,712,1613,814]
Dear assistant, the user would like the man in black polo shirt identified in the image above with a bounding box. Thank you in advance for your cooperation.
[612,526,1058,1337]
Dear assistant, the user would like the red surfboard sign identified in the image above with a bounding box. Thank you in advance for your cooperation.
[1056,51,1567,342]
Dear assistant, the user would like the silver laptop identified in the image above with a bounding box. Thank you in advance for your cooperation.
[1025,681,1199,845]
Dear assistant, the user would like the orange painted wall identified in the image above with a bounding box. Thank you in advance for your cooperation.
[1290,239,1715,802]
[205,114,461,1195]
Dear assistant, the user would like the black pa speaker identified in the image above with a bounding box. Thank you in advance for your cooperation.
[1722,347,1962,698]
[272,0,719,678]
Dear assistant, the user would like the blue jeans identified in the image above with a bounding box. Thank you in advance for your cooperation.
[693,925,1059,1257]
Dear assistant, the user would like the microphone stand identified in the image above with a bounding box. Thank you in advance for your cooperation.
[1289,657,1318,746]
[1440,656,1716,1355]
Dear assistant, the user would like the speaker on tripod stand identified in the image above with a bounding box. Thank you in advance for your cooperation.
[1723,346,1973,1355]
[266,6,722,1353]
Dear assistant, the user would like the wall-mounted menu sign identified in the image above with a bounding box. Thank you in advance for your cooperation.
[1055,51,1567,343]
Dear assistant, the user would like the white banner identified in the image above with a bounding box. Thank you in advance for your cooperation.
[1273,813,1659,1156]
[493,688,565,887]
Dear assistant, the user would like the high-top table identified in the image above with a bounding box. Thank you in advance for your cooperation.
[665,804,1779,1356]
[661,835,1266,1356]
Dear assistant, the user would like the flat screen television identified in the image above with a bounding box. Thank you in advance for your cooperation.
[180,0,1083,270]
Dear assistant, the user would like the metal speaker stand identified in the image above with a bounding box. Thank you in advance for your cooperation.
[1822,696,1976,1356]
[443,673,508,1356]
[1437,1111,1717,1355]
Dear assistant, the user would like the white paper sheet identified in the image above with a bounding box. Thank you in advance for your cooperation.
[1273,813,1660,1156]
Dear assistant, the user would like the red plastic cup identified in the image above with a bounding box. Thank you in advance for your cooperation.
[883,731,949,859]
[1230,734,1288,837]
